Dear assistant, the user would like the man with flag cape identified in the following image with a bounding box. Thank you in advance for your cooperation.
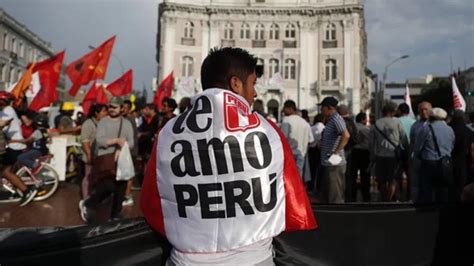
[140,47,317,265]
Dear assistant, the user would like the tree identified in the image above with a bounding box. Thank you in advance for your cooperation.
[413,75,466,115]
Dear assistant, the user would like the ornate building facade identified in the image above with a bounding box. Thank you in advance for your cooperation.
[157,0,368,118]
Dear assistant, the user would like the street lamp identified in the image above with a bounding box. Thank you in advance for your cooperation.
[381,54,409,115]
[88,45,125,74]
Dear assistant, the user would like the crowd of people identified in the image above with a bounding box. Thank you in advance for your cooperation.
[274,97,474,204]
[0,88,189,222]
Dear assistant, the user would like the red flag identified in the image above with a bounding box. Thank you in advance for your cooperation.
[106,69,133,96]
[11,63,35,108]
[28,51,65,111]
[66,36,115,96]
[82,81,108,115]
[153,71,174,110]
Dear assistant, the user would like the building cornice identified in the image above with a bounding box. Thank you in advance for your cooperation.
[159,2,363,17]
[0,8,55,56]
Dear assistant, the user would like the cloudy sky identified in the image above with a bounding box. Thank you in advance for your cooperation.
[1,0,473,96]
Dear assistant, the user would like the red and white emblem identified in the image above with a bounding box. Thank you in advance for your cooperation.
[223,92,260,132]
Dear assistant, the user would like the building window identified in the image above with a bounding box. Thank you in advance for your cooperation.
[240,23,250,39]
[269,58,279,78]
[224,23,234,40]
[285,23,296,39]
[9,67,16,83]
[27,47,32,62]
[284,59,296,80]
[181,56,194,77]
[256,58,264,77]
[269,23,279,40]
[0,64,4,80]
[184,21,194,38]
[255,23,265,40]
[325,23,336,40]
[19,42,24,57]
[11,37,16,53]
[325,59,337,81]
[3,33,8,50]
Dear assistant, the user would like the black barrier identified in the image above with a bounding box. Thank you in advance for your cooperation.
[0,204,472,266]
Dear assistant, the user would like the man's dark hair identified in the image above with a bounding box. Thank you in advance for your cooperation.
[88,103,106,119]
[398,103,410,115]
[382,102,397,116]
[146,103,158,113]
[355,112,367,123]
[283,100,297,111]
[301,109,309,120]
[313,114,324,125]
[201,47,257,90]
[123,100,132,107]
[163,97,177,111]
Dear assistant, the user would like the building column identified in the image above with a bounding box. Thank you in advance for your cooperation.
[343,18,359,114]
[161,16,176,81]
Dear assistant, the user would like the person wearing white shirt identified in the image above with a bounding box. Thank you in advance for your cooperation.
[280,100,314,177]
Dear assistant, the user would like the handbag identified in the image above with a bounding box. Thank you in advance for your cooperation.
[428,124,454,185]
[374,123,407,162]
[92,118,123,179]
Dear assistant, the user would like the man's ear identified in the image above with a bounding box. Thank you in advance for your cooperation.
[229,76,243,95]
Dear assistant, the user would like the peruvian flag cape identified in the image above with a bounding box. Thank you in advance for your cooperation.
[140,88,317,253]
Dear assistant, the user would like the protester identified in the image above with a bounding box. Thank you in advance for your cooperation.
[138,104,159,158]
[350,112,371,202]
[398,103,416,141]
[448,110,469,201]
[158,97,177,129]
[79,103,107,199]
[410,101,432,201]
[337,104,358,201]
[307,114,325,195]
[369,102,408,202]
[54,102,81,135]
[252,99,267,118]
[0,91,36,206]
[14,114,50,171]
[280,100,314,177]
[122,100,139,206]
[79,97,134,223]
[319,97,350,203]
[20,110,36,139]
[414,107,454,203]
[141,47,316,265]
[301,109,310,123]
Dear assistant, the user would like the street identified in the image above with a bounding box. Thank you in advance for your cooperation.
[0,182,142,228]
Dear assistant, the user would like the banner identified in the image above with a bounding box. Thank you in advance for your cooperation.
[452,76,466,111]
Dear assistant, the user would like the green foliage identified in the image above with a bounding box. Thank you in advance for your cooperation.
[413,76,466,114]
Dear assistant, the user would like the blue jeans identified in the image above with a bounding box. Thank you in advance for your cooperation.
[17,149,42,169]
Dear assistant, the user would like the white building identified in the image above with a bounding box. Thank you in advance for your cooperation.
[157,0,368,119]
[0,8,66,99]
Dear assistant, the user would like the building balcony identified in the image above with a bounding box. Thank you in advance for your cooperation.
[181,37,195,46]
[321,80,341,88]
[282,40,297,48]
[323,40,337,49]
[252,40,266,48]
[221,39,235,47]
